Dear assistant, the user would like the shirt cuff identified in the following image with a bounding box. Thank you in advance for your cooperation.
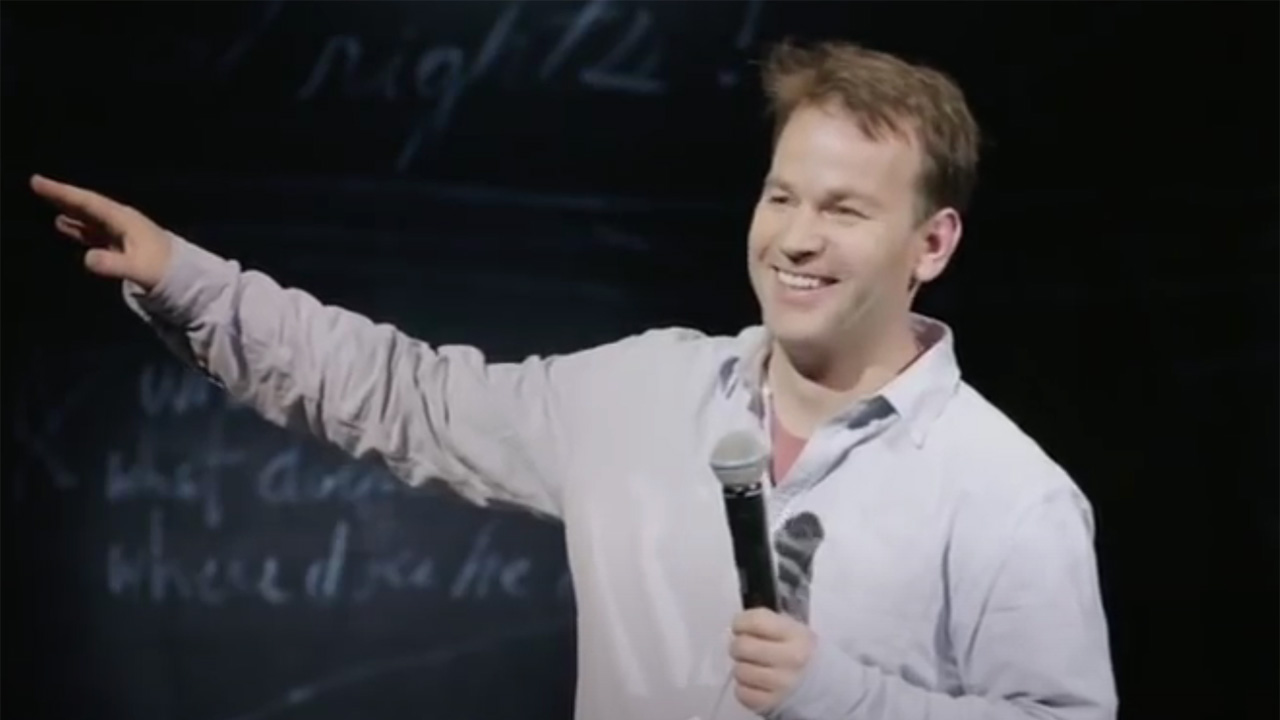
[122,232,237,326]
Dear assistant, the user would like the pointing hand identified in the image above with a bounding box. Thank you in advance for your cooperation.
[31,174,173,290]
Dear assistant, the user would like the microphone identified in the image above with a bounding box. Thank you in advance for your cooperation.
[710,430,780,612]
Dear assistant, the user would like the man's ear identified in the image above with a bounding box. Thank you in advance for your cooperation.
[912,207,963,285]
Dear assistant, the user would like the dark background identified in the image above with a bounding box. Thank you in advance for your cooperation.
[2,2,1276,719]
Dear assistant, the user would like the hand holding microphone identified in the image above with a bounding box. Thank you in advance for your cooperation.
[711,431,816,714]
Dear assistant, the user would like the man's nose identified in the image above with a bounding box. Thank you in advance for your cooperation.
[777,208,824,260]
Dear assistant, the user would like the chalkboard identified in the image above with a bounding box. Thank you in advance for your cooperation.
[4,0,780,194]
[4,3,792,718]
[3,2,1277,720]
[9,349,578,720]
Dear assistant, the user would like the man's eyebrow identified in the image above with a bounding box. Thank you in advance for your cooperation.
[824,187,882,209]
[766,177,881,208]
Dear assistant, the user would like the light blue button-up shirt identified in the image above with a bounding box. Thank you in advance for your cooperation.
[126,234,1118,720]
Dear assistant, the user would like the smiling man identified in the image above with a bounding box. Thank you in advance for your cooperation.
[33,39,1115,720]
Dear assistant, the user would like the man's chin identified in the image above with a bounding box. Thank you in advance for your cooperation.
[763,317,837,351]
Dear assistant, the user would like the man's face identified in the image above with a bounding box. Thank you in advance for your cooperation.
[747,102,958,358]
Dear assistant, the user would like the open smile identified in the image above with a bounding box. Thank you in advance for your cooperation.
[774,267,837,290]
[770,267,839,307]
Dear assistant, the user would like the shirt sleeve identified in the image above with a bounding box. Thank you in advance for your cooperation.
[766,486,1118,720]
[122,232,631,518]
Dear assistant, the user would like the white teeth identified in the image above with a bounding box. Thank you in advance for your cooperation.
[775,269,827,290]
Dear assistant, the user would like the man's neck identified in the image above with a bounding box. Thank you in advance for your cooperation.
[766,321,921,438]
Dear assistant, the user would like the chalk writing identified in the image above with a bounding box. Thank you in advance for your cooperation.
[11,392,80,494]
[108,509,291,605]
[106,509,554,607]
[9,356,114,495]
[295,0,665,106]
[213,0,767,93]
[255,443,403,506]
[539,0,664,94]
[448,520,532,600]
[201,0,763,171]
[719,0,765,87]
[103,360,425,529]
[177,174,724,213]
[104,419,241,529]
[23,355,570,625]
[217,618,574,720]
[316,3,528,97]
[214,0,285,78]
[137,361,220,417]
[291,0,517,172]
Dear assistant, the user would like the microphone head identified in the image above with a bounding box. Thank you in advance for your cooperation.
[709,430,769,489]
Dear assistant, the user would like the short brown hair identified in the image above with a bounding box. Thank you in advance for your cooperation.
[762,40,981,217]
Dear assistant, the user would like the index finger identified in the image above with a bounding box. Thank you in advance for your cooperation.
[731,607,793,640]
[30,174,134,231]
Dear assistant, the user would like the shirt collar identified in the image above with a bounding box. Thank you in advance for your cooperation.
[720,314,962,446]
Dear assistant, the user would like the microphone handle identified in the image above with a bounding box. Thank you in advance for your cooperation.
[724,486,780,611]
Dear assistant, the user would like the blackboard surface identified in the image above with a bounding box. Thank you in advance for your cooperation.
[2,3,1276,720]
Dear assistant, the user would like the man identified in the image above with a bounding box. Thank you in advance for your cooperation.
[32,40,1116,720]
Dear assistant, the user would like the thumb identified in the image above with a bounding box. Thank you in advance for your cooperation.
[83,248,134,280]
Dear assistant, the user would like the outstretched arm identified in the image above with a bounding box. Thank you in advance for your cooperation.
[33,174,597,517]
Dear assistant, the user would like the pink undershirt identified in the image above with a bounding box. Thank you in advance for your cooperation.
[770,410,807,485]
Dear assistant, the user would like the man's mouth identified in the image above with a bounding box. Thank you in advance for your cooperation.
[774,268,837,291]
